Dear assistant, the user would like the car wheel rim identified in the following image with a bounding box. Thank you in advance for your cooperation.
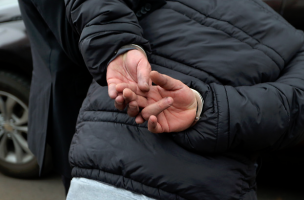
[0,91,33,164]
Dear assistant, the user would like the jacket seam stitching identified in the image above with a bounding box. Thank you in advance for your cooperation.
[151,53,222,83]
[212,85,220,152]
[166,0,285,67]
[224,86,230,151]
[81,118,146,129]
[185,132,195,149]
[84,15,142,30]
[83,109,128,114]
[267,83,291,121]
[73,167,187,200]
[79,30,140,45]
[69,124,84,167]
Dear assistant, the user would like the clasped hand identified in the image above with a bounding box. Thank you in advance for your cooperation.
[107,50,197,133]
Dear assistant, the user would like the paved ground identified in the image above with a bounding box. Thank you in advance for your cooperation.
[0,171,303,200]
[0,172,65,200]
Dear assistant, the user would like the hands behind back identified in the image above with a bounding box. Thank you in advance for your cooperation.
[107,50,197,133]
[117,71,197,133]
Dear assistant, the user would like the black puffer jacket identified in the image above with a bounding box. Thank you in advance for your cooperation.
[66,0,304,199]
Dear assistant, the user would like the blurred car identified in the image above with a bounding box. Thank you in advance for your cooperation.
[0,0,303,178]
[0,0,36,178]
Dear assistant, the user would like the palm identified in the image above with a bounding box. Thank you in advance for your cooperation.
[107,54,137,89]
[107,50,151,100]
[119,71,198,133]
[143,84,196,132]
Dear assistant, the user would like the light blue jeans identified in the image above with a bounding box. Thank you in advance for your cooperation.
[67,178,155,200]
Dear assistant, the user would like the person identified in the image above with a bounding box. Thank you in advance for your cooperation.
[65,0,304,199]
[19,0,304,199]
[18,0,156,193]
[18,0,92,193]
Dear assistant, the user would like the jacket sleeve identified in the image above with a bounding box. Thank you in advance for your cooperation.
[64,0,152,84]
[172,41,304,153]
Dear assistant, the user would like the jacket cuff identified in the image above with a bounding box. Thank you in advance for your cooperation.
[171,83,230,154]
[108,44,147,65]
[211,83,230,152]
[191,89,204,126]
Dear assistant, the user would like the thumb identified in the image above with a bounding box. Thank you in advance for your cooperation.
[150,71,183,91]
[137,58,151,92]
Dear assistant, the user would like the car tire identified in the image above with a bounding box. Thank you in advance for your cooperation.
[0,71,52,178]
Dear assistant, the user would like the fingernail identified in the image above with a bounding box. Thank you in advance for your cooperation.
[136,119,143,124]
[166,97,173,105]
[129,105,136,109]
[142,82,149,90]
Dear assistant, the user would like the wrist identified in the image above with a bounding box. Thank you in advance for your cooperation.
[191,89,204,126]
[121,44,147,58]
[108,44,147,66]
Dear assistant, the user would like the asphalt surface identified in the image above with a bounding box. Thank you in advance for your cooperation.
[0,171,303,200]
[0,172,65,200]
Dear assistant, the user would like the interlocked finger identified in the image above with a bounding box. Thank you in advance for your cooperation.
[148,115,163,133]
[127,101,139,117]
[116,83,147,97]
[123,88,148,108]
[135,114,145,124]
[150,71,183,91]
[114,94,127,110]
[108,83,118,99]
[141,97,173,121]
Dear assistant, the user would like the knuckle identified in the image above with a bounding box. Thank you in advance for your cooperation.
[115,103,124,111]
[141,112,150,120]
[131,93,137,101]
[148,126,155,133]
[158,99,167,109]
[128,111,137,117]
[129,101,137,107]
